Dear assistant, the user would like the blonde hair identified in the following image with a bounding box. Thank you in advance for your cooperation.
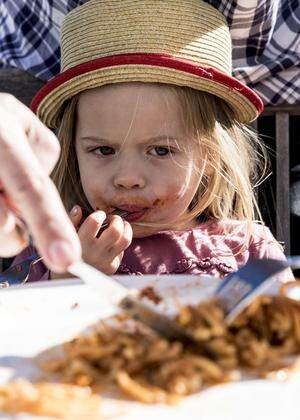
[52,84,268,234]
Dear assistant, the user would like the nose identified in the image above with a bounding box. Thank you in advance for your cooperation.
[114,174,146,189]
[113,163,146,190]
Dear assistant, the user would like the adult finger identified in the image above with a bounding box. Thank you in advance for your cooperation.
[0,111,81,271]
[0,195,16,233]
[0,196,28,256]
[26,118,60,174]
[0,94,60,174]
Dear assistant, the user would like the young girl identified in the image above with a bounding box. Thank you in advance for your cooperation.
[11,0,292,282]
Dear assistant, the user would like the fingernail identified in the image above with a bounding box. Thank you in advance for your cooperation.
[70,205,79,216]
[96,209,106,217]
[48,240,80,271]
[93,210,106,222]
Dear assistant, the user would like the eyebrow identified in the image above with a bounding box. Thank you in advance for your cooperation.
[79,135,181,145]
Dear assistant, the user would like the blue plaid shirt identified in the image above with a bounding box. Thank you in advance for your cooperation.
[0,0,299,105]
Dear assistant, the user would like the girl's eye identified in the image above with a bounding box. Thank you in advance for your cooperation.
[150,146,172,157]
[93,146,115,156]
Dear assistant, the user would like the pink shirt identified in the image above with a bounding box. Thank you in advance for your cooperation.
[11,220,292,283]
[117,220,292,281]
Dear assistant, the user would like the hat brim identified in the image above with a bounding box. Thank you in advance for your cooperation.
[31,53,264,128]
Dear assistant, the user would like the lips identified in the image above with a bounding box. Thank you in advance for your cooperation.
[115,205,149,222]
[124,209,148,222]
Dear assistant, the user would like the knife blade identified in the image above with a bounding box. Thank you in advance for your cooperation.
[68,260,191,341]
[68,256,296,340]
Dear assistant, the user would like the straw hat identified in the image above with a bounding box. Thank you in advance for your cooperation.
[31,0,264,128]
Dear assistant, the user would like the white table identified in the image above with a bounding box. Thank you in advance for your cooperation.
[0,276,299,420]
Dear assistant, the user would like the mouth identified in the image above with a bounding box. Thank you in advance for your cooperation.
[113,205,149,223]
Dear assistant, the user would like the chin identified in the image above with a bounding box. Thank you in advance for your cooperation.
[131,224,160,238]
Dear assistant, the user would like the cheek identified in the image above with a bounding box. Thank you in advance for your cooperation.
[81,173,100,198]
[154,162,199,209]
[161,161,196,198]
[76,153,108,206]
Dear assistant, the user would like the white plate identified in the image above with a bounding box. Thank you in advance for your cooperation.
[0,275,299,420]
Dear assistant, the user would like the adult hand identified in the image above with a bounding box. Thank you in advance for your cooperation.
[0,93,81,272]
[70,205,132,275]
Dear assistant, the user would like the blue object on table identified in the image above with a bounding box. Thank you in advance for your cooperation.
[0,252,40,287]
[215,258,290,323]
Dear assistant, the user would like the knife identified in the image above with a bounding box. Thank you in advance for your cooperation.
[68,256,298,340]
[68,259,191,341]
[1,248,298,340]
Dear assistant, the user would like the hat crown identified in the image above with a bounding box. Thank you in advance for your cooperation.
[61,0,232,74]
[31,0,262,128]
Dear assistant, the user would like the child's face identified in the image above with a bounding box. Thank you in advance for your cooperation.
[75,83,203,237]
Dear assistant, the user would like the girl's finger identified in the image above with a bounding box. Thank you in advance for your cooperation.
[105,221,132,257]
[78,210,106,241]
[69,205,83,230]
[108,251,125,275]
[97,215,125,250]
[124,221,133,244]
[114,220,133,250]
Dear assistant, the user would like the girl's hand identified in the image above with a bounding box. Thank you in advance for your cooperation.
[70,205,133,275]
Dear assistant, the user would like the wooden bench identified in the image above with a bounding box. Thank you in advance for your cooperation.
[254,106,300,255]
[0,68,298,271]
